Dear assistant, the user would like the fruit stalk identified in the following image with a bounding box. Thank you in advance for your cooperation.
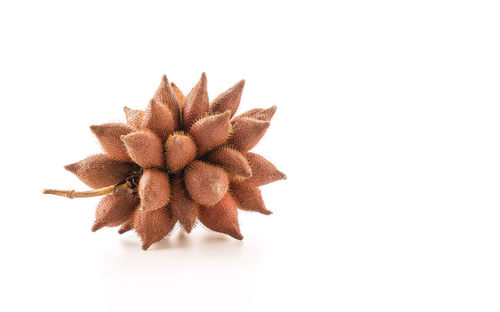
[42,181,134,199]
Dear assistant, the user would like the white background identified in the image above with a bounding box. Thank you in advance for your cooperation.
[1,1,499,311]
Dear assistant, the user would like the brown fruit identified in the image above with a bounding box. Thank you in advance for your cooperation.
[206,146,252,178]
[90,123,134,161]
[170,176,198,233]
[182,72,209,128]
[64,154,135,189]
[230,118,270,152]
[92,194,140,231]
[141,99,175,141]
[189,111,232,156]
[138,169,171,211]
[48,74,285,250]
[184,161,229,206]
[198,193,243,240]
[209,79,245,117]
[134,207,176,250]
[122,130,164,168]
[165,133,197,172]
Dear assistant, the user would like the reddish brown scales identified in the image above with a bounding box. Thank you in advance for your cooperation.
[123,106,143,128]
[231,182,271,215]
[153,75,181,129]
[64,154,135,189]
[122,130,164,168]
[170,176,198,233]
[170,82,185,107]
[230,118,270,152]
[118,216,134,234]
[209,79,245,117]
[189,111,232,156]
[183,72,209,128]
[134,207,176,250]
[90,123,134,161]
[92,194,140,231]
[234,108,261,119]
[206,146,252,178]
[165,132,197,172]
[234,105,277,122]
[243,153,286,187]
[138,169,170,211]
[198,193,243,240]
[47,73,285,250]
[253,106,278,121]
[184,161,229,206]
[142,100,175,141]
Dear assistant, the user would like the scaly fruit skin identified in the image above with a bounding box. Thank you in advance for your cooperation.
[64,73,286,249]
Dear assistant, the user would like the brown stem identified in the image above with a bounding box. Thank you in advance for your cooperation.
[42,181,134,199]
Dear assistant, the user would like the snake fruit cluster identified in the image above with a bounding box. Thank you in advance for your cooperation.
[56,73,285,250]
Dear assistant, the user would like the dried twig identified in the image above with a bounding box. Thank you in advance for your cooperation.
[42,181,134,199]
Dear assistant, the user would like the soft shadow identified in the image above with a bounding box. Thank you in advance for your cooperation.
[118,236,140,248]
[203,233,231,243]
[118,228,243,251]
[149,234,192,250]
[98,229,260,275]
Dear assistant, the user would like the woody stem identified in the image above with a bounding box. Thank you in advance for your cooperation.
[42,181,134,199]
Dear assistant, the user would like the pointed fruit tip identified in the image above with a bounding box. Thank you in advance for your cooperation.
[200,72,207,85]
[91,223,102,232]
[232,232,244,240]
[142,243,151,250]
[268,105,277,113]
[89,125,101,135]
[64,163,77,172]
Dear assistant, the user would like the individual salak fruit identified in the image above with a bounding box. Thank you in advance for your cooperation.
[43,73,286,250]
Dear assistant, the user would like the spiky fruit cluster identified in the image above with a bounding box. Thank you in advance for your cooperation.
[64,73,285,249]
